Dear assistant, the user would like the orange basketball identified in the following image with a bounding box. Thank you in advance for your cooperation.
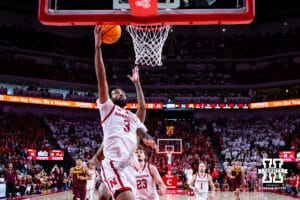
[101,25,121,44]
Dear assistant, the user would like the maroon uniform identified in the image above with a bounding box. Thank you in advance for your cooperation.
[72,167,87,200]
[58,170,65,190]
[231,168,243,190]
[5,167,17,198]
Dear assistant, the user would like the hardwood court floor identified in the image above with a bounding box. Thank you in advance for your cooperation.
[27,191,299,200]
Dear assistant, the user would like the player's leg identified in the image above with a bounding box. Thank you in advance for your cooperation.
[73,188,81,200]
[114,166,136,200]
[100,160,135,200]
[234,188,240,200]
[96,182,112,200]
[115,190,135,200]
[80,187,87,200]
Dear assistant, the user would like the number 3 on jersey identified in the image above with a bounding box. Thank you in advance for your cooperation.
[124,119,130,132]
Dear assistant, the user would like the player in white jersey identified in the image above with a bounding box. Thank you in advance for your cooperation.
[91,26,156,200]
[189,161,215,200]
[86,163,100,200]
[134,146,166,200]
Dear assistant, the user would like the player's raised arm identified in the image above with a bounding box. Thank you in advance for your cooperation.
[128,66,146,122]
[94,25,109,104]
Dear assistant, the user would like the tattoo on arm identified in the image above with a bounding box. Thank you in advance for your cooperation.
[137,128,154,141]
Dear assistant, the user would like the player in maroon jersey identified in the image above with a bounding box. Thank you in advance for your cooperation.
[67,158,91,200]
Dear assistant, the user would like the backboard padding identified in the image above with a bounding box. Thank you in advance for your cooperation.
[38,0,255,26]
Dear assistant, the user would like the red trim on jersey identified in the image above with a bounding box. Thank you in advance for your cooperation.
[143,162,148,172]
[100,161,114,196]
[197,172,207,178]
[147,163,154,178]
[100,104,116,124]
[110,160,125,188]
[135,162,147,172]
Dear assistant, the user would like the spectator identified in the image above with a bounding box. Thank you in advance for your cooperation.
[247,167,258,191]
[4,163,17,199]
[211,166,220,183]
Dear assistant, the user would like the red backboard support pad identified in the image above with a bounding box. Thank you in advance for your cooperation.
[38,0,255,26]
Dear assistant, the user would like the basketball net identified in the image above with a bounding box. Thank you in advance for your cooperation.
[126,24,172,67]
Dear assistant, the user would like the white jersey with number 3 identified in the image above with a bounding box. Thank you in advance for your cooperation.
[97,99,147,163]
[134,163,159,200]
[195,173,209,200]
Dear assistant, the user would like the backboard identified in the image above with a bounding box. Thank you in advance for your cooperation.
[157,138,182,154]
[38,0,255,26]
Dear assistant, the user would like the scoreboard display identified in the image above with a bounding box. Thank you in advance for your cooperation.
[279,150,299,162]
[27,149,64,161]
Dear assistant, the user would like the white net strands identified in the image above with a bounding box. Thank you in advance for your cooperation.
[126,24,172,67]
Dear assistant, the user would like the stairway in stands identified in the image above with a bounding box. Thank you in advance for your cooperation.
[206,122,224,168]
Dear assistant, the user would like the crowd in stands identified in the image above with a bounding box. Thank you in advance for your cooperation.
[4,163,67,198]
[43,114,219,179]
[0,111,68,198]
[213,116,299,170]
[44,115,103,161]
[142,117,219,183]
[209,115,300,195]
[0,111,52,168]
[0,109,299,198]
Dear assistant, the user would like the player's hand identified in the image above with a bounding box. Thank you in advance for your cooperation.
[127,66,140,84]
[142,138,156,149]
[194,188,201,194]
[88,157,99,166]
[160,185,167,194]
[94,25,102,48]
[209,192,215,199]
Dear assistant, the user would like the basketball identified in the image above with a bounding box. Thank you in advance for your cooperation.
[101,25,121,44]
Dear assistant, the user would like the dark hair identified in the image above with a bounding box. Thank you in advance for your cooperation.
[76,157,83,161]
[136,145,145,152]
[109,87,118,98]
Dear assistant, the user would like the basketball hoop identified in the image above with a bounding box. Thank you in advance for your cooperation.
[126,24,172,67]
